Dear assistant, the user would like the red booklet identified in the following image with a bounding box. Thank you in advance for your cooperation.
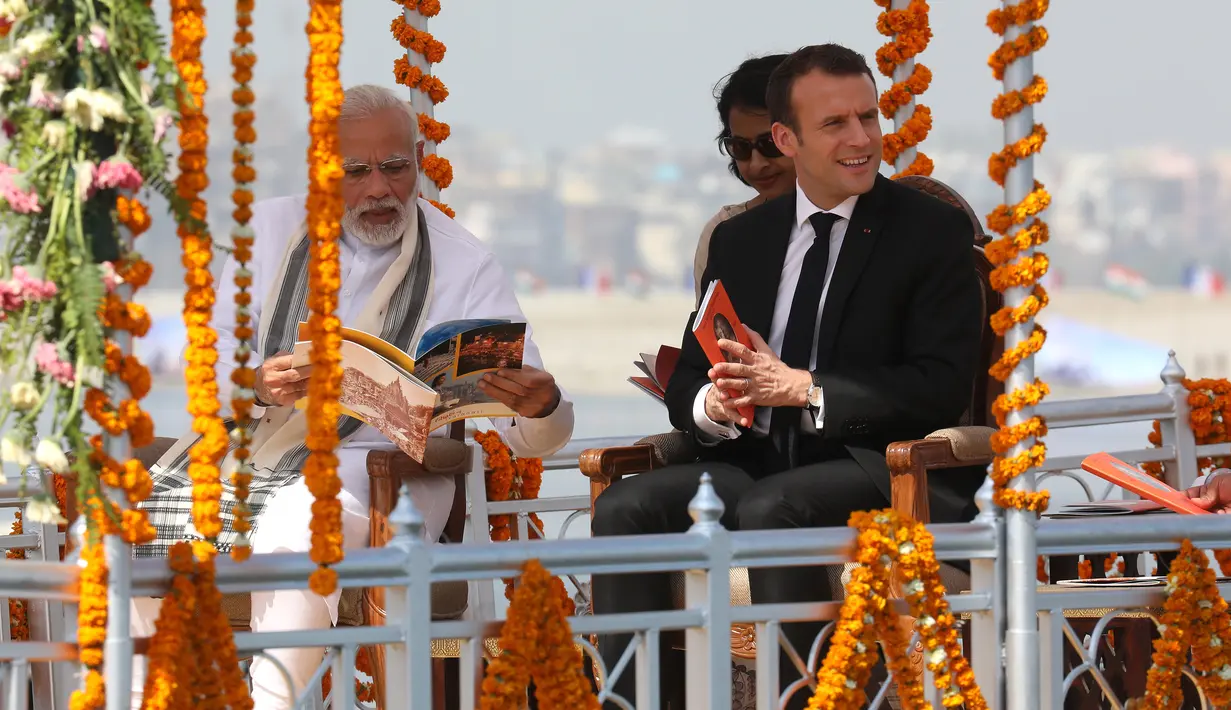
[628,344,680,406]
[1079,452,1211,516]
[692,279,755,423]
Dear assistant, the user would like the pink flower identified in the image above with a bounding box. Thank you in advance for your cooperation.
[0,163,41,214]
[93,157,142,191]
[34,343,74,386]
[0,281,22,316]
[99,262,120,293]
[0,55,20,81]
[11,267,56,302]
[151,109,173,143]
[26,74,61,111]
[88,25,110,52]
[76,26,109,54]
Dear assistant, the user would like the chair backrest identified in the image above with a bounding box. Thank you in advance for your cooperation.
[893,175,1005,429]
[443,421,468,544]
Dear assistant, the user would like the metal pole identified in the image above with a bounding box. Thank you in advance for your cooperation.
[102,199,135,710]
[888,0,917,175]
[1159,351,1199,489]
[682,474,730,710]
[970,478,1005,710]
[402,5,441,203]
[1001,2,1039,708]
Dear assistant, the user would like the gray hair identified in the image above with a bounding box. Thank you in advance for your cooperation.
[339,84,419,146]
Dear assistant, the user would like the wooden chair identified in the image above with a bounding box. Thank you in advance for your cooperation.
[124,430,474,710]
[578,174,1002,666]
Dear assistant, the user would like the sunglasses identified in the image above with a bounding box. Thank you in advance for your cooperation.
[721,133,783,161]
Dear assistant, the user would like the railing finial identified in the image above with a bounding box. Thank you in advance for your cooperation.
[687,472,725,533]
[974,475,998,522]
[390,482,426,543]
[1161,349,1185,387]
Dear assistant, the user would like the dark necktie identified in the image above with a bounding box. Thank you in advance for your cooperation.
[768,211,841,471]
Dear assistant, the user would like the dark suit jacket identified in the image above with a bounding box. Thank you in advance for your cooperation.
[665,175,985,524]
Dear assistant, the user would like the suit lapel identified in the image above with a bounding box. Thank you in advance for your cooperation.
[813,175,890,370]
[738,192,795,336]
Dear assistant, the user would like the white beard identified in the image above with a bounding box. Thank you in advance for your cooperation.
[342,195,415,248]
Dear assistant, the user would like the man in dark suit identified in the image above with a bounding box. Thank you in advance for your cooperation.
[590,43,985,709]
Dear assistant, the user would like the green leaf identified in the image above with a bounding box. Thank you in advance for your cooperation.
[71,264,106,368]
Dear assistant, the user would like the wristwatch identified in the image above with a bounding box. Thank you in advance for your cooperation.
[805,372,823,411]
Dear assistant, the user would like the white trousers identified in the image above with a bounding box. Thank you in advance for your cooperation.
[128,470,455,710]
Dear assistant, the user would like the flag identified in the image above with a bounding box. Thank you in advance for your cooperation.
[1102,265,1149,300]
[1182,263,1225,298]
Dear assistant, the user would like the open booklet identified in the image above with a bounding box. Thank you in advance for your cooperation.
[1044,452,1214,518]
[628,344,680,406]
[290,318,527,462]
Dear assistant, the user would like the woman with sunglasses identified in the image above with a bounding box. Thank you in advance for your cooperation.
[693,53,796,303]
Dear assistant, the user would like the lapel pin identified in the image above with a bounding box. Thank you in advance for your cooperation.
[862,228,871,233]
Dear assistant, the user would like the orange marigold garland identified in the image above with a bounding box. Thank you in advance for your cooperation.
[872,0,934,177]
[6,512,31,643]
[139,542,196,710]
[229,0,258,563]
[390,3,455,217]
[303,0,347,597]
[190,541,253,709]
[1131,539,1231,708]
[1140,378,1231,575]
[1142,378,1231,480]
[321,647,378,704]
[474,430,575,613]
[479,559,599,710]
[808,510,987,709]
[69,539,108,710]
[138,542,253,710]
[985,0,1052,514]
[6,478,71,643]
[83,194,160,547]
[171,0,229,542]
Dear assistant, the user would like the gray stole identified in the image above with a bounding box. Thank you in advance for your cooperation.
[136,206,433,555]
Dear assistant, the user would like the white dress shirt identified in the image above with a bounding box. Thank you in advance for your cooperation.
[206,195,576,469]
[693,186,859,442]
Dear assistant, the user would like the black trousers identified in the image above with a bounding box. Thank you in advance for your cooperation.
[590,457,889,710]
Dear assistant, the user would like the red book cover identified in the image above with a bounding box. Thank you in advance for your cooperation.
[627,345,680,406]
[654,344,680,391]
[692,279,755,423]
[1079,452,1211,516]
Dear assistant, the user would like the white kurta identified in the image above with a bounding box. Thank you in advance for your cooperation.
[129,197,575,710]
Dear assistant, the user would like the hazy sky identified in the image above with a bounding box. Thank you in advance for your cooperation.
[171,1,1215,160]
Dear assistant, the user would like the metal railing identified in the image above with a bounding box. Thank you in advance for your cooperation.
[0,351,1225,709]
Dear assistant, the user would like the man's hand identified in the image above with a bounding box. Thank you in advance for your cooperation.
[712,325,812,416]
[704,383,744,426]
[478,365,561,419]
[254,352,313,408]
[1185,472,1231,514]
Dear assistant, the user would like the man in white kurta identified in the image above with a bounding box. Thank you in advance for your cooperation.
[129,85,574,709]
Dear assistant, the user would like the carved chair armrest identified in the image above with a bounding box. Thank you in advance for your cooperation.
[366,437,471,481]
[581,431,701,525]
[886,426,997,523]
[579,431,701,484]
[578,445,658,484]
